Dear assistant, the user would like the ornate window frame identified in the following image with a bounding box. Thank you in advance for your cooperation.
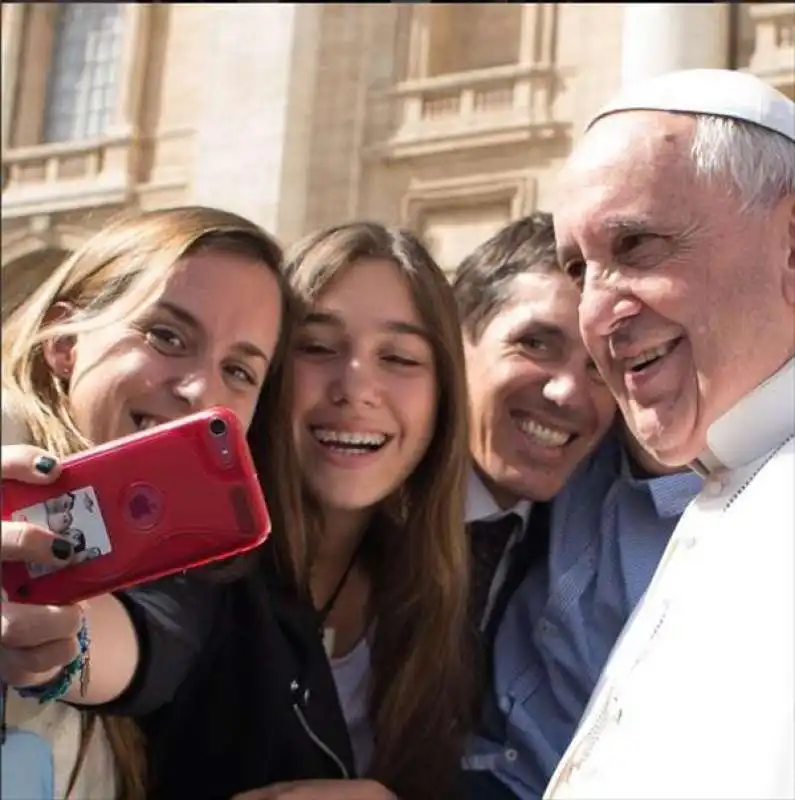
[400,171,538,274]
[1,4,151,217]
[400,170,538,230]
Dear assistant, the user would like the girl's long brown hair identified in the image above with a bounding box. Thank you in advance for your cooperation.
[283,222,474,799]
[2,206,298,799]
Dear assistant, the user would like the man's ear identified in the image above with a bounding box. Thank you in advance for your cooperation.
[784,199,795,307]
[41,301,78,381]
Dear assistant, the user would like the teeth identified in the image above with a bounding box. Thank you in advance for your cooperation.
[312,429,387,447]
[516,418,571,447]
[133,414,160,431]
[625,342,675,371]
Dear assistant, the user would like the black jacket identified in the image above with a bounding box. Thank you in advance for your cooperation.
[130,551,356,799]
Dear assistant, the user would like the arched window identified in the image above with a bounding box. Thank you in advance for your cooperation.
[42,3,123,143]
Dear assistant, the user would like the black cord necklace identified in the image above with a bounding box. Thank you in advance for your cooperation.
[316,536,366,658]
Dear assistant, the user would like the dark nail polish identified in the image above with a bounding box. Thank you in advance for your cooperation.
[34,456,57,475]
[52,539,73,560]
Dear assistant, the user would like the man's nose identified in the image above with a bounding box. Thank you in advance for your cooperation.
[580,271,643,340]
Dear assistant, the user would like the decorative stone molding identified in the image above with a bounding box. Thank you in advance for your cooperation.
[377,64,567,160]
[1,218,90,265]
[401,173,538,272]
[2,134,135,218]
[375,4,566,160]
[400,171,538,229]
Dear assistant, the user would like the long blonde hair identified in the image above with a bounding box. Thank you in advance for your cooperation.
[284,222,474,799]
[1,206,299,799]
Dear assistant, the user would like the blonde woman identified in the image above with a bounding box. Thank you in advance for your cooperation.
[0,205,299,798]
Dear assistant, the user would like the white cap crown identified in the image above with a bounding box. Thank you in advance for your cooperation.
[588,69,795,142]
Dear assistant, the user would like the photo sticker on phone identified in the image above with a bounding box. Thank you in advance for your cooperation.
[12,486,112,579]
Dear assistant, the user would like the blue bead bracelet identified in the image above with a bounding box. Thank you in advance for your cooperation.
[17,616,91,704]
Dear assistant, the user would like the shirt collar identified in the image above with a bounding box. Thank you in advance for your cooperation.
[464,468,533,527]
[691,358,795,477]
[620,449,702,518]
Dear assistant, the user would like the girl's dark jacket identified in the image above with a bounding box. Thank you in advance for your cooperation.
[101,543,356,799]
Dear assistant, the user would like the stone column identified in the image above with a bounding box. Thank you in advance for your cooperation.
[190,3,322,238]
[1,3,26,148]
[108,4,151,138]
[620,4,730,87]
[406,4,433,80]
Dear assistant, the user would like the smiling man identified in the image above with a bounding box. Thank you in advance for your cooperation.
[454,214,702,800]
[458,213,616,511]
[546,69,795,799]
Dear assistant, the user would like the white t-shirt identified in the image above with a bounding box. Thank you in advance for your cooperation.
[330,635,373,775]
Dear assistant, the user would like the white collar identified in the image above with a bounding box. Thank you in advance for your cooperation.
[692,358,795,477]
[464,468,533,527]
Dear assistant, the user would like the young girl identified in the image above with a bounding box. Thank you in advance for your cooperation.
[284,222,475,796]
[0,205,299,798]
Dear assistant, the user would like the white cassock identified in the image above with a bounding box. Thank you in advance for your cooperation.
[545,359,795,800]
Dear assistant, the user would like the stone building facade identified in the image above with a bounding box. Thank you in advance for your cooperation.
[2,3,793,309]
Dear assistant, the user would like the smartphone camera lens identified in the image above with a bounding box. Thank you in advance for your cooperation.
[209,418,227,437]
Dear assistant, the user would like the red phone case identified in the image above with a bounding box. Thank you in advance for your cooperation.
[1,407,271,605]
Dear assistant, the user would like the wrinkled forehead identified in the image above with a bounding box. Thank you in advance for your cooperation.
[554,111,697,242]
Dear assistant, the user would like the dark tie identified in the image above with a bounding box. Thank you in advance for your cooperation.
[479,501,551,742]
[469,513,521,629]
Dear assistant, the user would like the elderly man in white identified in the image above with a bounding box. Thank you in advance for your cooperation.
[545,69,795,799]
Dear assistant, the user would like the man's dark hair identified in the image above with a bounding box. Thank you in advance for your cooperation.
[452,212,559,342]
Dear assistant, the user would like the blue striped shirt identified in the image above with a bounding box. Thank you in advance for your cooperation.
[464,432,703,798]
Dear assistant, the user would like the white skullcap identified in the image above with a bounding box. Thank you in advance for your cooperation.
[587,68,795,142]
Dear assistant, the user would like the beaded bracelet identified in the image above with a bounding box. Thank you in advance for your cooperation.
[17,614,91,704]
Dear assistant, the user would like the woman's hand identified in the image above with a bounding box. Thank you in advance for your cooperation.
[1,445,83,688]
[232,779,398,800]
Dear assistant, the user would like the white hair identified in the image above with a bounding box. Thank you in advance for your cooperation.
[690,115,795,211]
